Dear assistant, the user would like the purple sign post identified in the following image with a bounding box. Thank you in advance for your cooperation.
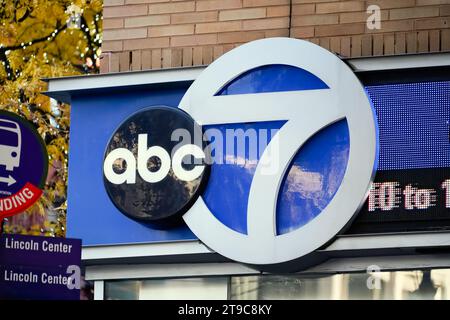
[0,234,81,300]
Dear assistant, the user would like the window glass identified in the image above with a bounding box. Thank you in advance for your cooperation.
[105,277,229,300]
[231,269,450,300]
[103,269,450,300]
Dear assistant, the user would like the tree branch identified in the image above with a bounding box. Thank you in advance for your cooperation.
[0,49,15,80]
[0,22,68,79]
[2,22,67,51]
[17,8,31,23]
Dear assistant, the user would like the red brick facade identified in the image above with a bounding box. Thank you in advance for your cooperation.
[100,0,450,73]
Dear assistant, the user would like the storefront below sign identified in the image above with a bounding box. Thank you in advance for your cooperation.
[103,269,450,300]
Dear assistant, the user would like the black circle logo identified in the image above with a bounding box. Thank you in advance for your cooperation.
[103,106,210,225]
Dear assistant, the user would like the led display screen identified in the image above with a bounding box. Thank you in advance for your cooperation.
[347,80,450,234]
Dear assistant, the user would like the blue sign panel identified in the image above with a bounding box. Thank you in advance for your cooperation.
[0,234,81,300]
[66,66,355,246]
[67,86,197,245]
[66,70,450,244]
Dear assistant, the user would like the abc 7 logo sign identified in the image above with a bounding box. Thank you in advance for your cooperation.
[103,38,377,266]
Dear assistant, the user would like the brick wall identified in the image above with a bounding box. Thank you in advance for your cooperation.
[100,0,450,73]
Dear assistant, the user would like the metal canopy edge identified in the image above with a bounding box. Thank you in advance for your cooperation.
[82,232,450,265]
[43,53,450,104]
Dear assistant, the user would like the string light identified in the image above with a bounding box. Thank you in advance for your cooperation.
[0,3,101,235]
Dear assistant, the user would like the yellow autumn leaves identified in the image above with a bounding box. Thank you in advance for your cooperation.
[0,0,102,237]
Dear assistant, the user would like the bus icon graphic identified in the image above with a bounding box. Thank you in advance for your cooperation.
[0,118,21,171]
